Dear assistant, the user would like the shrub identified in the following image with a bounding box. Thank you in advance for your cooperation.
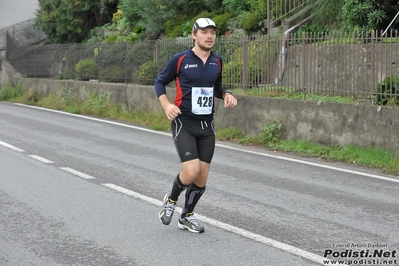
[135,60,157,85]
[261,118,283,144]
[238,11,263,32]
[223,38,277,86]
[56,44,93,80]
[83,91,112,116]
[212,12,234,35]
[216,126,245,140]
[0,83,24,100]
[128,41,155,69]
[75,59,98,80]
[376,76,399,106]
[214,35,242,63]
[112,9,123,24]
[158,40,190,67]
[98,42,127,67]
[164,16,188,38]
[103,34,119,43]
[99,65,126,83]
[239,119,283,146]
[223,61,243,88]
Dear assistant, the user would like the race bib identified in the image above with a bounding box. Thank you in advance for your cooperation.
[191,87,214,115]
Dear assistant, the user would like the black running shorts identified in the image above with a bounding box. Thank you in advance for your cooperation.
[171,118,216,163]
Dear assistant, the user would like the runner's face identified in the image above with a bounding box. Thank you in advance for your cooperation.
[193,27,217,51]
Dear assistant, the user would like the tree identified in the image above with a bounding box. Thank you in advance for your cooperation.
[35,0,118,43]
[223,0,250,16]
[309,0,399,32]
[376,0,399,32]
[341,0,386,32]
[309,0,345,27]
[119,0,177,39]
[119,0,225,39]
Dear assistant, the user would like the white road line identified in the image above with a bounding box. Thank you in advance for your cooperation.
[0,140,25,152]
[14,104,170,136]
[60,167,96,180]
[28,155,54,164]
[102,183,343,265]
[13,103,399,184]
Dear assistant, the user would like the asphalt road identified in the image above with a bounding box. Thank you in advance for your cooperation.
[1,102,398,266]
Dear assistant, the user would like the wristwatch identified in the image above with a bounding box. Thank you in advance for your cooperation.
[223,90,232,97]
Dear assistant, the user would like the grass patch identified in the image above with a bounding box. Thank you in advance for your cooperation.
[34,87,171,131]
[216,123,399,176]
[0,83,25,101]
[216,126,246,140]
[233,88,357,104]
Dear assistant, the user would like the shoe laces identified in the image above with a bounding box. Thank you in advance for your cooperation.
[165,201,176,216]
[185,214,199,226]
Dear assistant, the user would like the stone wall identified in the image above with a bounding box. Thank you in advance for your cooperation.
[13,78,399,157]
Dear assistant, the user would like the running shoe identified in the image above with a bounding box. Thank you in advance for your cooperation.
[178,213,204,233]
[159,193,176,225]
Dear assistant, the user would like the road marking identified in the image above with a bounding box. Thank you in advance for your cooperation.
[0,140,25,152]
[102,183,343,265]
[14,104,399,183]
[60,167,96,180]
[14,104,170,136]
[28,155,54,164]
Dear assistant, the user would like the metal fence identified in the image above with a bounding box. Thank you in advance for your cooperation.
[5,30,399,105]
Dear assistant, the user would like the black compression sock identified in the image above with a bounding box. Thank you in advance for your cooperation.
[169,173,188,202]
[182,183,206,217]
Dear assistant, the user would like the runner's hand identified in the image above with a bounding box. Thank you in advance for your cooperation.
[163,103,181,120]
[224,94,237,108]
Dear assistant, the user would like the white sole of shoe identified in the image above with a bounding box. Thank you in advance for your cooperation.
[178,221,204,233]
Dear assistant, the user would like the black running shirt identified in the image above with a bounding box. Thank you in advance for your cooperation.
[154,49,227,120]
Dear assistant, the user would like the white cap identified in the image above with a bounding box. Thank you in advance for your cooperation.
[192,18,217,31]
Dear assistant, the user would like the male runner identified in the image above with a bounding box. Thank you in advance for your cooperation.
[154,18,237,233]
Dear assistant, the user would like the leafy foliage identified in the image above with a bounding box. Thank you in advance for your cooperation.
[81,90,113,116]
[341,0,386,32]
[212,13,234,35]
[376,76,399,106]
[35,0,118,43]
[164,16,190,38]
[238,12,263,32]
[115,0,228,39]
[0,83,24,100]
[262,118,283,144]
[128,41,156,71]
[239,119,283,145]
[135,61,157,85]
[309,0,399,32]
[36,0,399,43]
[223,0,250,16]
[309,0,344,27]
[213,36,242,63]
[216,126,246,140]
[118,0,178,39]
[99,65,126,83]
[75,59,98,80]
[98,43,127,67]
[222,37,278,86]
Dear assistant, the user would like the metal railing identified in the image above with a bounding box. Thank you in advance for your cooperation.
[5,30,399,105]
[266,0,310,31]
